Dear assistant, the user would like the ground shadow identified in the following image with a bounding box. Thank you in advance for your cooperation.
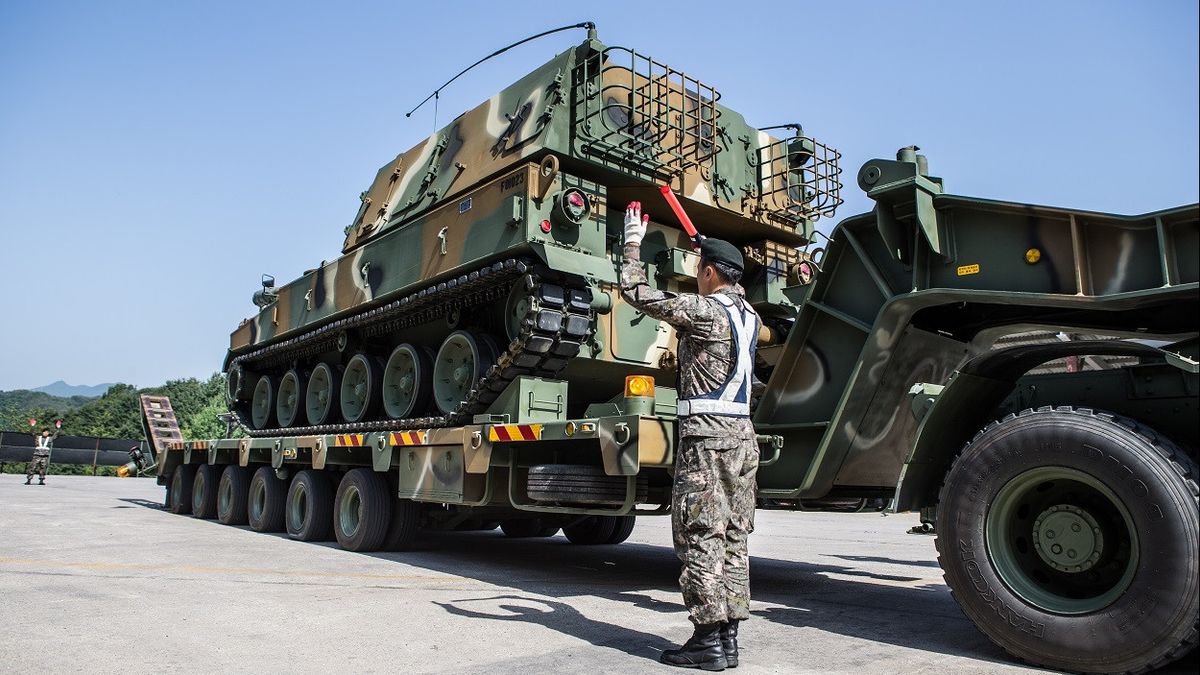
[117,498,166,509]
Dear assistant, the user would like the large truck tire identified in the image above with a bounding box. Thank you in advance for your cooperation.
[383,498,422,551]
[248,467,286,532]
[217,465,251,525]
[606,515,636,544]
[169,464,196,515]
[936,407,1198,674]
[563,516,619,545]
[499,518,558,538]
[286,469,334,541]
[191,464,221,519]
[334,469,392,552]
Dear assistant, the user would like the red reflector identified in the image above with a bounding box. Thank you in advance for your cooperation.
[567,192,584,207]
[540,219,552,233]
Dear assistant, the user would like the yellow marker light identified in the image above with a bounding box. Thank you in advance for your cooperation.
[625,375,655,398]
[564,421,577,437]
[1025,248,1042,264]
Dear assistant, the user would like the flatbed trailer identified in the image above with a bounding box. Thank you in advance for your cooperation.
[150,150,1199,674]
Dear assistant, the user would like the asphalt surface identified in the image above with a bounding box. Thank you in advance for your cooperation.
[1,475,1195,674]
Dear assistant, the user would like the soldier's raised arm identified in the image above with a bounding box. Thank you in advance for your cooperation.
[619,201,717,333]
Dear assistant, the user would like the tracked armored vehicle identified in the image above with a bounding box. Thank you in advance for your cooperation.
[225,25,840,434]
[152,26,1198,675]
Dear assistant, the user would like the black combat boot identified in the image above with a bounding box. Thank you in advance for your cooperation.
[660,622,727,671]
[25,478,31,485]
[719,620,739,668]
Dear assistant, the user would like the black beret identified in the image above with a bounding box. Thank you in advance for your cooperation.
[699,238,743,273]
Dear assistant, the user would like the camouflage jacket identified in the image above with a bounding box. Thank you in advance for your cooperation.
[620,242,758,440]
[32,429,60,457]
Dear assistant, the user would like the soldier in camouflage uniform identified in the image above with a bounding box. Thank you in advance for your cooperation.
[620,201,760,671]
[26,419,62,485]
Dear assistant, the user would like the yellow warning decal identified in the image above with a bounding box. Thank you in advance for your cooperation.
[389,431,428,446]
[488,424,544,442]
[957,263,980,276]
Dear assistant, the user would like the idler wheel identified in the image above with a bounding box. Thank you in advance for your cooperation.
[250,374,277,430]
[275,368,307,428]
[340,353,383,423]
[305,362,342,426]
[432,330,497,415]
[383,344,433,419]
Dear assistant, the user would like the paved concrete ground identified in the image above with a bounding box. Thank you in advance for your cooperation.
[1,475,1195,674]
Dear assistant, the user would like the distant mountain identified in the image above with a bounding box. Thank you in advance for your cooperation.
[31,381,114,398]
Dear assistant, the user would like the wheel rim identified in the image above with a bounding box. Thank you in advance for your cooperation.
[340,354,378,423]
[503,283,530,341]
[986,466,1139,614]
[433,331,494,414]
[251,375,275,429]
[338,485,362,537]
[288,483,308,530]
[305,363,339,425]
[218,477,231,515]
[249,480,265,522]
[383,344,430,419]
[276,370,305,428]
[192,473,205,512]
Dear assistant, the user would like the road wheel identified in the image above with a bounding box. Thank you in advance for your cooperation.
[936,407,1199,674]
[606,515,636,544]
[384,498,422,551]
[499,519,558,538]
[286,469,334,541]
[248,467,286,532]
[334,469,392,552]
[191,464,221,519]
[169,464,196,515]
[563,516,619,545]
[217,465,251,525]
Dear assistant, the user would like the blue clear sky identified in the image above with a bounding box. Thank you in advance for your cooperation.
[1,1,1196,391]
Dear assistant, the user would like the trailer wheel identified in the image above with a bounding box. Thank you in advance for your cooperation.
[248,467,286,532]
[286,470,334,541]
[169,464,196,515]
[606,515,636,544]
[499,519,558,538]
[191,464,221,519]
[383,498,422,551]
[563,516,619,545]
[334,469,392,552]
[936,407,1199,674]
[217,465,251,525]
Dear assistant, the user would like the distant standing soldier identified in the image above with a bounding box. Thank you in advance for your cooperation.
[26,418,62,485]
[620,201,761,671]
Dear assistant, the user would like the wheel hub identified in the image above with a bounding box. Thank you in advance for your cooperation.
[1032,504,1104,572]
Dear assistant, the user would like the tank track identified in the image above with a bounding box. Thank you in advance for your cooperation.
[228,257,594,437]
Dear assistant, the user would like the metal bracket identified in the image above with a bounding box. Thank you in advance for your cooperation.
[437,227,449,255]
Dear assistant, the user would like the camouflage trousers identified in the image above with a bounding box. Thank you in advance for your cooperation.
[672,435,759,625]
[27,454,49,481]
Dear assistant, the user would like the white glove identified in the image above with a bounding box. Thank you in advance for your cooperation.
[624,201,648,246]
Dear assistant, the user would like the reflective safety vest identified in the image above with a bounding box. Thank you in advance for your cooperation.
[676,293,760,418]
[35,435,52,453]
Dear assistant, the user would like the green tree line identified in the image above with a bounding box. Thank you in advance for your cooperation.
[1,374,234,475]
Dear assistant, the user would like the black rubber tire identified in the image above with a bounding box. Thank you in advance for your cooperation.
[248,467,286,532]
[499,519,557,538]
[527,464,648,506]
[563,516,620,545]
[383,498,422,551]
[286,469,335,541]
[936,407,1199,674]
[169,464,196,515]
[217,465,251,525]
[191,464,221,519]
[606,515,636,544]
[333,469,392,552]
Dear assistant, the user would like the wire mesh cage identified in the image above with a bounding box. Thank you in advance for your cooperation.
[757,135,843,224]
[575,47,722,179]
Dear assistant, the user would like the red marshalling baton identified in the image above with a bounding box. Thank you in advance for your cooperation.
[659,185,704,247]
